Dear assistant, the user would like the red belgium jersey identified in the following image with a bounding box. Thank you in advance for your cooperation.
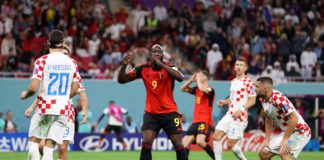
[188,86,215,125]
[128,62,179,114]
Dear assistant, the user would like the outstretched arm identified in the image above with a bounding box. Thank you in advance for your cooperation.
[79,91,88,124]
[20,79,41,100]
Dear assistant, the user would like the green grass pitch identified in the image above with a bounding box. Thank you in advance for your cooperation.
[1,151,323,160]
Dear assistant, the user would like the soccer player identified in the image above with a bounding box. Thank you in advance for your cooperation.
[20,30,81,160]
[180,70,215,159]
[24,44,88,160]
[118,44,188,160]
[213,58,256,160]
[95,101,128,150]
[256,77,311,160]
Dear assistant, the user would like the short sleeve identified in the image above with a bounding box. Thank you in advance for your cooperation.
[72,60,79,82]
[245,79,256,97]
[273,93,295,116]
[76,72,85,92]
[32,57,47,80]
[127,66,144,80]
[187,86,197,95]
[121,107,128,114]
[103,108,109,115]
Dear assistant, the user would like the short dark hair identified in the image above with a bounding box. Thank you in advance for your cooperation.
[199,70,209,78]
[236,57,247,65]
[256,77,273,85]
[109,100,115,104]
[48,30,64,48]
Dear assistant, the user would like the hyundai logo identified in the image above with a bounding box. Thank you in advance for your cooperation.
[79,136,109,152]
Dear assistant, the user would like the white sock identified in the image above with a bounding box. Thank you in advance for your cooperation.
[42,146,54,160]
[28,142,40,160]
[213,140,222,160]
[231,143,247,160]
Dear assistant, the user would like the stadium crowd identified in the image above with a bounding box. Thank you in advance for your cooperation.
[0,0,323,82]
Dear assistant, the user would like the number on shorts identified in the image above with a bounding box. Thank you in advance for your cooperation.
[198,124,205,131]
[196,97,201,104]
[152,80,157,89]
[174,118,180,127]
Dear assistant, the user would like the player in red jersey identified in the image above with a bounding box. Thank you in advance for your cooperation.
[180,70,215,159]
[118,44,187,160]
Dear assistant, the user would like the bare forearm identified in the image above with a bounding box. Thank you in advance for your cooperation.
[243,96,256,110]
[30,98,38,110]
[97,114,105,124]
[160,63,184,82]
[265,117,273,143]
[283,112,298,140]
[180,80,192,92]
[80,91,88,116]
[118,64,131,84]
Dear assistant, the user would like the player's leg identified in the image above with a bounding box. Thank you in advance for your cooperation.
[259,146,276,160]
[43,115,68,160]
[140,113,160,160]
[28,114,44,160]
[98,125,111,147]
[38,139,45,156]
[114,126,127,150]
[28,137,42,160]
[214,114,232,160]
[163,112,188,160]
[213,129,226,160]
[227,121,248,160]
[183,135,195,156]
[196,134,215,159]
[58,140,69,160]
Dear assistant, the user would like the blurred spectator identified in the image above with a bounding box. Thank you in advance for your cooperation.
[77,110,93,133]
[313,63,323,82]
[124,116,138,133]
[105,19,126,41]
[286,55,300,73]
[4,48,18,71]
[295,99,304,118]
[88,35,101,56]
[261,65,273,78]
[111,44,123,66]
[0,112,4,133]
[277,34,291,62]
[181,114,190,132]
[131,4,150,35]
[1,33,16,57]
[4,111,16,133]
[203,15,217,34]
[100,51,113,67]
[301,44,317,80]
[0,13,13,35]
[318,109,324,142]
[153,1,167,21]
[272,61,287,85]
[291,26,307,58]
[206,43,222,78]
[88,63,101,79]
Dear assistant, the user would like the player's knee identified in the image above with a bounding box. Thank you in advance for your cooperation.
[58,144,67,153]
[227,141,236,150]
[213,133,223,141]
[196,138,206,147]
[280,154,293,160]
[171,139,184,149]
[142,137,154,144]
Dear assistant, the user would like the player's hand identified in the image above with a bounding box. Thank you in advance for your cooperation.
[25,107,33,118]
[80,114,87,125]
[20,91,27,100]
[152,55,163,66]
[232,109,243,118]
[217,100,227,107]
[279,139,291,156]
[122,51,134,65]
[190,73,197,82]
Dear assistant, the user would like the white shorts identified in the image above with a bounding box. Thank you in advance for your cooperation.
[28,114,68,145]
[215,113,247,139]
[268,132,310,158]
[62,121,75,144]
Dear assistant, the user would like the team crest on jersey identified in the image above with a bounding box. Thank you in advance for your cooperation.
[283,104,289,112]
[251,86,256,93]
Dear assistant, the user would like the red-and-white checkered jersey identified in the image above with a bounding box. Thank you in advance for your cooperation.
[228,76,256,122]
[68,72,85,122]
[33,53,79,117]
[260,90,311,137]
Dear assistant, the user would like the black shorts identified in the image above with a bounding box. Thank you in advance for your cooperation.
[104,125,122,135]
[141,112,182,136]
[186,122,211,137]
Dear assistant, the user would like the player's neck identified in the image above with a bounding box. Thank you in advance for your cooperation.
[151,63,161,70]
[236,73,245,79]
[49,48,62,53]
[265,90,273,100]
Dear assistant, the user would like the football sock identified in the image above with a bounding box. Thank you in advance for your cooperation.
[213,140,222,160]
[175,147,188,160]
[231,143,247,160]
[203,144,215,159]
[28,142,40,160]
[42,146,54,160]
[140,142,152,160]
